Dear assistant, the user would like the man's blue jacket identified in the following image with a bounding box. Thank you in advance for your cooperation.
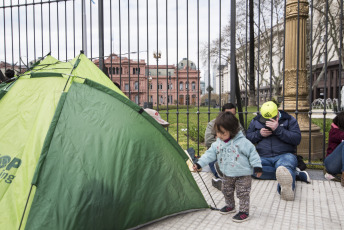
[246,110,301,158]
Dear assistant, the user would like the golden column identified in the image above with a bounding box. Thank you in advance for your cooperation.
[284,0,323,159]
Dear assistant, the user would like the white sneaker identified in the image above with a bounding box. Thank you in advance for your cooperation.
[276,166,295,201]
[298,170,311,183]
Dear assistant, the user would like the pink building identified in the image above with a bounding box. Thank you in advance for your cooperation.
[95,54,201,106]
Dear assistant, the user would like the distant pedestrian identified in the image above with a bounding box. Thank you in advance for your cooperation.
[324,111,344,186]
[194,112,262,222]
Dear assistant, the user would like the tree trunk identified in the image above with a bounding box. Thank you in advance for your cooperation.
[235,61,244,129]
[248,0,256,106]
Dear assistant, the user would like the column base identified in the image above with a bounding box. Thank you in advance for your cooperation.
[297,131,325,161]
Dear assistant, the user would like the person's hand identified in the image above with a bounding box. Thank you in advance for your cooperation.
[265,116,279,131]
[260,128,272,137]
[255,172,262,178]
[193,164,200,171]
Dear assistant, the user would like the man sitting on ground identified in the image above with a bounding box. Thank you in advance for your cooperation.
[246,101,310,201]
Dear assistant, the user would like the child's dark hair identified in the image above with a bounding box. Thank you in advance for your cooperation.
[333,111,344,130]
[214,111,240,138]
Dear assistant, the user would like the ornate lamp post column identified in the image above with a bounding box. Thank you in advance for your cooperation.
[284,0,323,159]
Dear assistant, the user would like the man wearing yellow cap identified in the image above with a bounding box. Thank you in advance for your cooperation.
[246,101,310,201]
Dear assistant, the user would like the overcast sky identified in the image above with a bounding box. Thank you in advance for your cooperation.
[0,0,234,80]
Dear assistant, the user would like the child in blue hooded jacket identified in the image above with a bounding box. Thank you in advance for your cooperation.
[193,112,262,222]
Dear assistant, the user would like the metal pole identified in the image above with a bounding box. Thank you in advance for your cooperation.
[82,0,87,56]
[230,0,236,104]
[98,0,104,72]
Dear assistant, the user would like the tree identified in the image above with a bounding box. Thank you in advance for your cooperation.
[201,0,285,106]
[310,0,344,91]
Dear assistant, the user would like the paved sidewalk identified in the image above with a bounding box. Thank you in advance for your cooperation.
[142,171,344,230]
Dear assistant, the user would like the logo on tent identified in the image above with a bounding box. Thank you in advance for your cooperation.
[0,155,22,184]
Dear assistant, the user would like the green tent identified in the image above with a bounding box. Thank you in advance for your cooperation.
[0,53,208,230]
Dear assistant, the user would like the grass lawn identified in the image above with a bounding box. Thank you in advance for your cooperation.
[158,106,333,160]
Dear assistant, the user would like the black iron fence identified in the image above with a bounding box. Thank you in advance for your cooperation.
[1,0,343,165]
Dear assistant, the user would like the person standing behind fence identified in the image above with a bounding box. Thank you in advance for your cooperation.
[324,111,344,186]
[204,103,245,190]
[246,101,310,201]
[194,112,262,222]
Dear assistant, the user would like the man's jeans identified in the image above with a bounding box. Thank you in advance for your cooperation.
[252,153,298,192]
[324,141,344,175]
[209,160,219,178]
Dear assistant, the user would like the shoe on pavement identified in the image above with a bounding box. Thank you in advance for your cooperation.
[214,162,224,178]
[212,177,222,191]
[219,205,235,215]
[298,171,311,183]
[276,166,295,201]
[232,212,250,222]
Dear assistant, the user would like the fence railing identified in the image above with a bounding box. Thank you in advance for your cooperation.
[1,0,343,165]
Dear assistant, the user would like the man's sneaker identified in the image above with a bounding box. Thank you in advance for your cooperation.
[298,171,311,183]
[219,205,235,214]
[276,166,295,201]
[214,162,224,178]
[212,177,222,191]
[232,212,250,222]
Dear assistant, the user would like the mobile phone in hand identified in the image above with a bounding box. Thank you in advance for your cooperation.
[265,126,272,131]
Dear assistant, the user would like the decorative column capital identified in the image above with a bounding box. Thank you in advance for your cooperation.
[286,0,309,19]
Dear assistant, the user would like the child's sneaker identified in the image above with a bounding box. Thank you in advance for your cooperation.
[232,212,250,222]
[219,205,235,214]
[276,166,294,201]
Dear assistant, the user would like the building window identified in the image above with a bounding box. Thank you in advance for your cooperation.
[181,63,183,67]
[158,83,163,90]
[180,82,183,91]
[125,83,129,91]
[116,67,119,74]
[120,67,123,74]
[192,82,196,90]
[168,95,173,103]
[150,84,153,90]
[158,71,161,75]
[133,68,136,74]
[150,95,153,102]
[134,81,138,90]
[160,95,164,104]
[135,95,139,104]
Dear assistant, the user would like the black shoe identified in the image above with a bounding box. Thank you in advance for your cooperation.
[214,162,224,178]
[219,205,235,215]
[211,177,222,191]
[232,212,250,222]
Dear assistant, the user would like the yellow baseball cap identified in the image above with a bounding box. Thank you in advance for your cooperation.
[259,101,278,123]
